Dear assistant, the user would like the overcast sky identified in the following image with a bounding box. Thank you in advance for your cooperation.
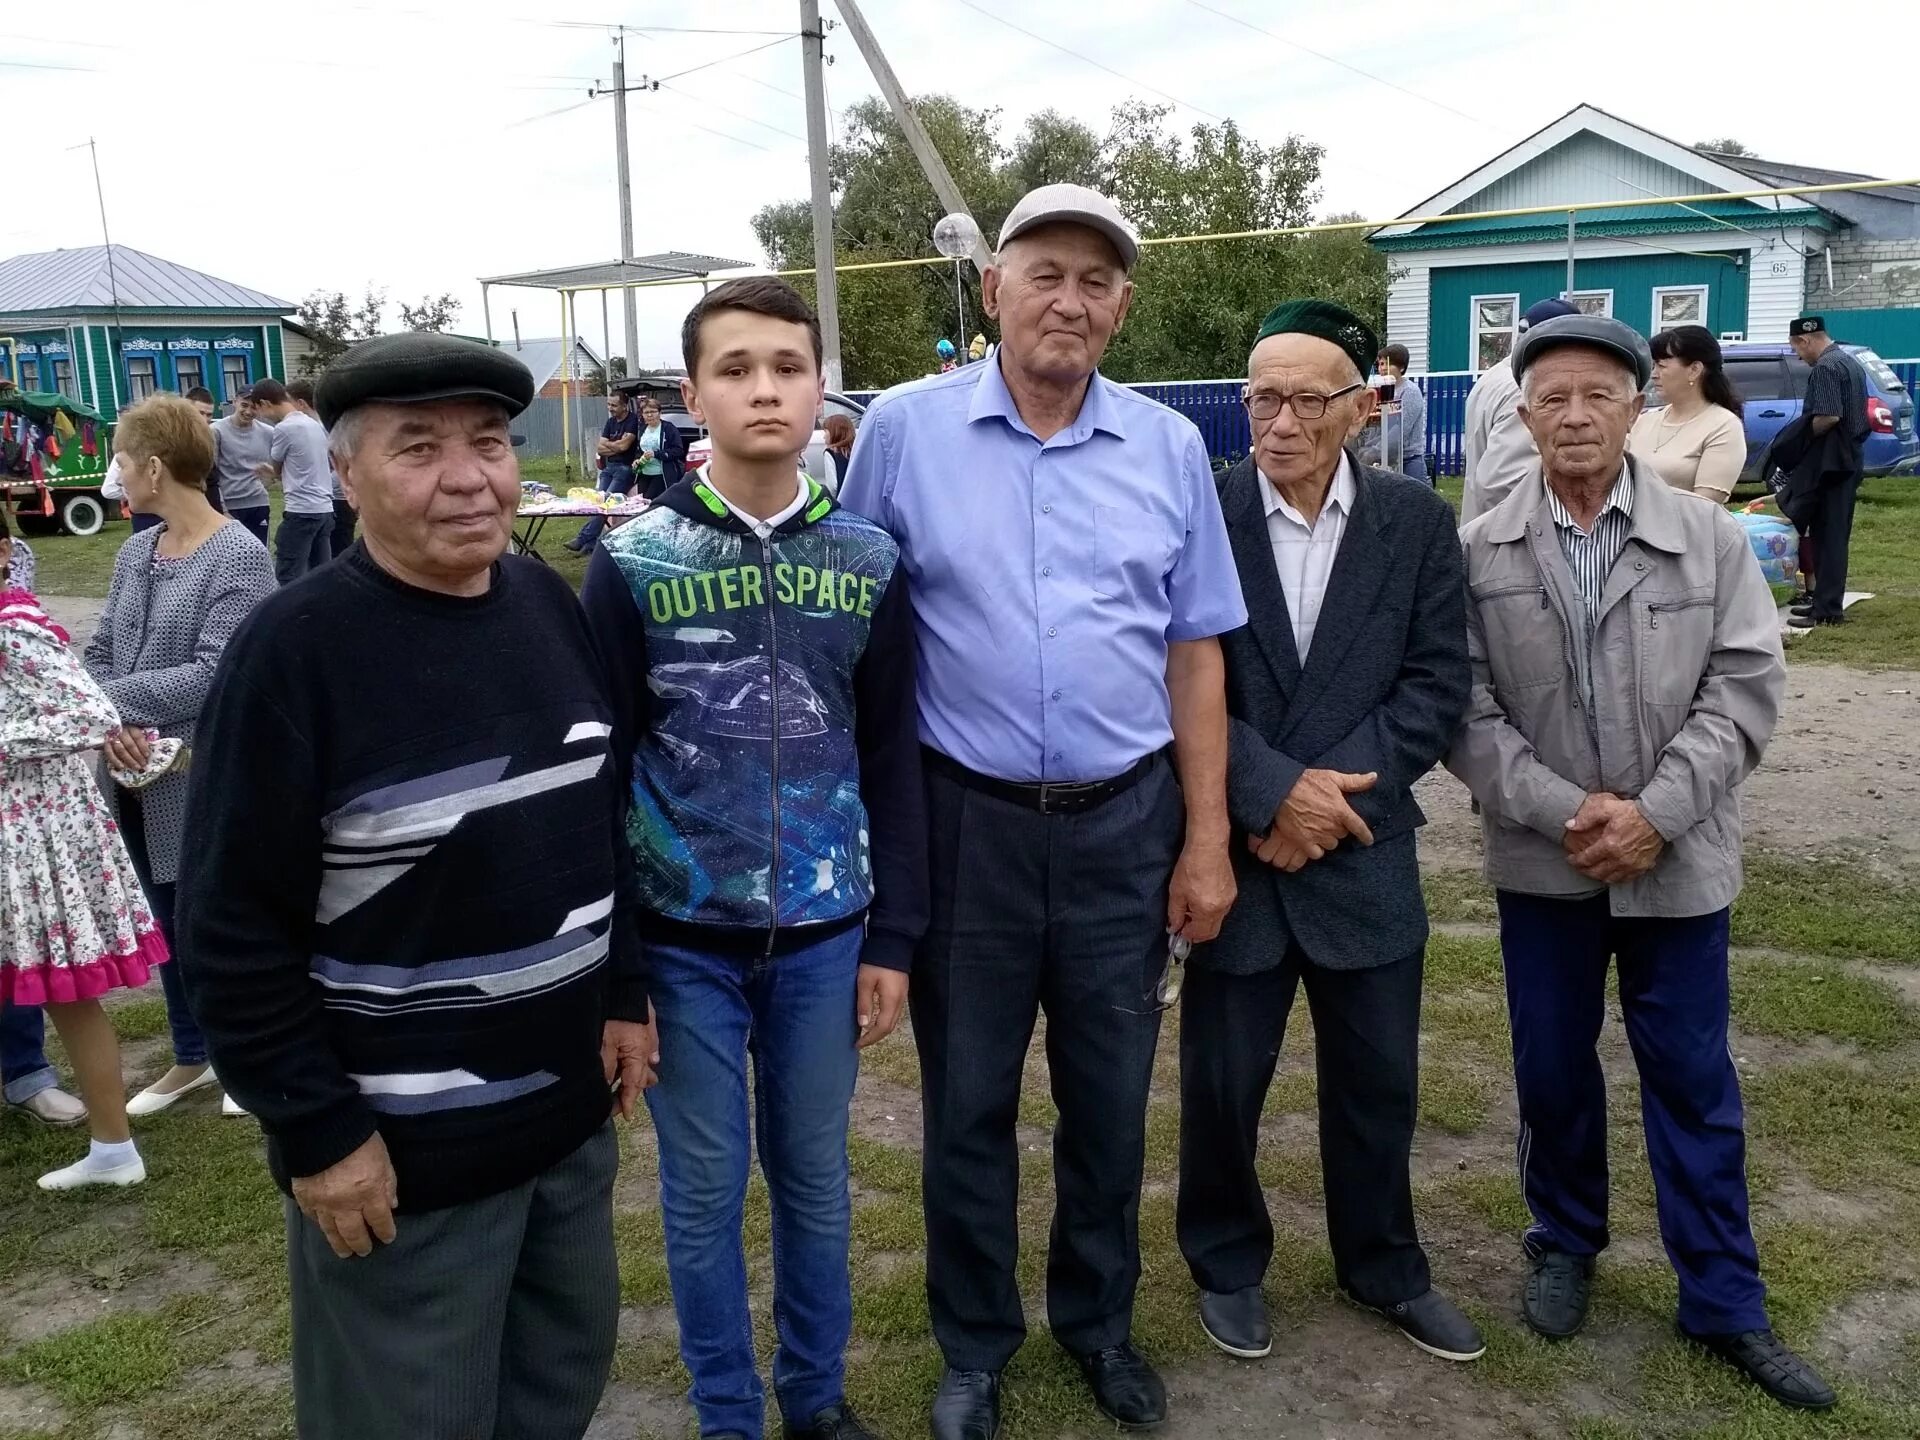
[7,1,1915,367]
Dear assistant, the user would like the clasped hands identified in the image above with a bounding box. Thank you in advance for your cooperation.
[1562,792,1664,883]
[1247,768,1377,873]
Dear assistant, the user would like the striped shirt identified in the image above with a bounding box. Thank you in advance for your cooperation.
[1257,452,1354,662]
[1546,467,1635,621]
[1546,467,1634,710]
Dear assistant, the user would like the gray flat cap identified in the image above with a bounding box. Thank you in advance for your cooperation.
[315,332,536,430]
[997,183,1140,271]
[1512,313,1653,391]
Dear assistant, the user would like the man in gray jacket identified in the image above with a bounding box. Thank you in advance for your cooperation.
[1447,313,1833,1412]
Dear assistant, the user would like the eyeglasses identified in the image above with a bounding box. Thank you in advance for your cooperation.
[1242,382,1366,422]
[1156,934,1191,1008]
[1112,932,1192,1016]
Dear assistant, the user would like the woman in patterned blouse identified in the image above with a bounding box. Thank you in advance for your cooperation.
[83,395,276,1119]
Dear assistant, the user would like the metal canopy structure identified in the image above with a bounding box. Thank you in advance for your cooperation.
[477,252,751,297]
[477,250,751,480]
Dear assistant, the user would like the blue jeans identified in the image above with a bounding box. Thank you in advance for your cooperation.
[275,510,334,585]
[572,465,634,549]
[1403,454,1429,483]
[1,1000,57,1105]
[1497,891,1766,1336]
[646,926,862,1436]
[119,791,205,1067]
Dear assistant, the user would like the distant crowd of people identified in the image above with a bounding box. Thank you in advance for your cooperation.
[0,178,1864,1440]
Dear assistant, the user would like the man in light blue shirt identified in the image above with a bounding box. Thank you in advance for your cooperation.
[841,183,1245,1440]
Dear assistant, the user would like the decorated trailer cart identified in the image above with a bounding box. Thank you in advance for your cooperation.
[0,385,113,537]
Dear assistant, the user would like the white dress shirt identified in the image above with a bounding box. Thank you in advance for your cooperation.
[1256,452,1354,662]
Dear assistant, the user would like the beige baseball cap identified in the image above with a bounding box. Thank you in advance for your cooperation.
[996,183,1141,271]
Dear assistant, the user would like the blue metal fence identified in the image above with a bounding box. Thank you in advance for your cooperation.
[852,361,1920,476]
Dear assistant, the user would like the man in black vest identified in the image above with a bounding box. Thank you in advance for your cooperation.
[1177,299,1482,1365]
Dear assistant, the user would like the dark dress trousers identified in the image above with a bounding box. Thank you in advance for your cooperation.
[1177,454,1469,1306]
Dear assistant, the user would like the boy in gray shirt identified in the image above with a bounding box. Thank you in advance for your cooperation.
[247,379,335,584]
[211,396,276,546]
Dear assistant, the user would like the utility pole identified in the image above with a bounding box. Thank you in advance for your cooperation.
[800,1,842,392]
[833,0,993,277]
[613,28,639,374]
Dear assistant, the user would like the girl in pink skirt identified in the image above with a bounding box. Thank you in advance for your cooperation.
[0,513,168,1190]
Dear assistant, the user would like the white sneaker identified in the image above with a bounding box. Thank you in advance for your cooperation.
[126,1065,217,1117]
[38,1153,146,1191]
[221,1092,251,1117]
[17,1086,89,1127]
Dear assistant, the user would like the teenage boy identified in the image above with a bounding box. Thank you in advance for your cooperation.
[579,277,927,1440]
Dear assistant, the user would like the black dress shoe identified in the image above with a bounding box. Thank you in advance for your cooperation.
[1789,602,1814,617]
[930,1368,1000,1440]
[1522,1251,1594,1339]
[785,1400,879,1439]
[1682,1328,1837,1410]
[1199,1287,1271,1358]
[1074,1343,1166,1429]
[1375,1288,1486,1362]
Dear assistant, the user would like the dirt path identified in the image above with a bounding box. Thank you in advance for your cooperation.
[1416,663,1920,873]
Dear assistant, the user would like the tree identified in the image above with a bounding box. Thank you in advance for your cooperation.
[293,286,386,375]
[1696,137,1755,157]
[399,293,462,333]
[749,97,1390,386]
[583,357,628,396]
[755,95,1015,385]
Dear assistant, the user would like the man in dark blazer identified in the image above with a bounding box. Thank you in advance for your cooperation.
[1177,299,1481,1365]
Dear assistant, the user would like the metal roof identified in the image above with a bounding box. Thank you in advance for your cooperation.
[480,251,753,291]
[1698,152,1920,208]
[498,335,607,389]
[0,244,293,314]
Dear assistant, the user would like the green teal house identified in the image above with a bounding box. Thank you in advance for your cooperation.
[1371,105,1920,373]
[0,245,294,417]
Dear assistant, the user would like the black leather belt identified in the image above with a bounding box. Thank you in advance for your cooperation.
[925,747,1158,816]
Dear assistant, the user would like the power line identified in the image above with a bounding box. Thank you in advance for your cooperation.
[504,97,600,129]
[630,92,777,153]
[1179,0,1480,126]
[949,0,1225,124]
[657,81,806,143]
[520,17,797,35]
[646,33,801,87]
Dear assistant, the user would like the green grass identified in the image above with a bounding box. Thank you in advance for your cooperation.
[1752,479,1920,668]
[1729,953,1916,1049]
[5,851,1920,1436]
[1732,853,1920,962]
[0,1299,208,1410]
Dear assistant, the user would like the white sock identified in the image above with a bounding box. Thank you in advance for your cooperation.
[87,1138,138,1170]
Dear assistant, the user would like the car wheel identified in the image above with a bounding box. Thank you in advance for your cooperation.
[59,492,107,537]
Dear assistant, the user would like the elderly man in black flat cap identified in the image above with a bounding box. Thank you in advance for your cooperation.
[177,333,658,1440]
[1177,299,1484,1367]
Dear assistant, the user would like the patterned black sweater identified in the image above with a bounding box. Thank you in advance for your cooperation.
[177,546,646,1212]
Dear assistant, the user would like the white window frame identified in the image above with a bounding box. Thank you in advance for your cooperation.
[125,356,158,400]
[1470,292,1521,373]
[1651,285,1710,332]
[1563,289,1614,317]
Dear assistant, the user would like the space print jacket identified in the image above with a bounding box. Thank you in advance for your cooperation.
[580,471,929,971]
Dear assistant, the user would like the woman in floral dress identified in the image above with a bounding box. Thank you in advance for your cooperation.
[0,509,167,1190]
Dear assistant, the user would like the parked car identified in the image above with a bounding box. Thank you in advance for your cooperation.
[611,373,704,446]
[683,392,868,494]
[1698,342,1918,482]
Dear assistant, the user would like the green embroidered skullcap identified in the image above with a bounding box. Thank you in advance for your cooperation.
[1253,299,1378,382]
